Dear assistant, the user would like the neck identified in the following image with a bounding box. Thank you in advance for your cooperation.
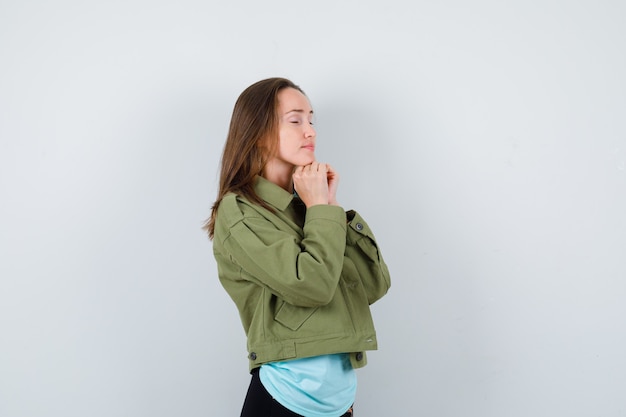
[262,160,294,192]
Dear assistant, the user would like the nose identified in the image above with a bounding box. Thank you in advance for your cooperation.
[304,123,316,139]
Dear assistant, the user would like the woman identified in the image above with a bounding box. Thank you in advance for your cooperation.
[206,77,390,417]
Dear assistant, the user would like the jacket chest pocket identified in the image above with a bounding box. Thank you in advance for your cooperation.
[274,301,318,331]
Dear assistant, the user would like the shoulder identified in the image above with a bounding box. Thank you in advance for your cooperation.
[214,193,266,240]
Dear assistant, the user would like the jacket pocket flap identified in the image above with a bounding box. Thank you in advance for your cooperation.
[274,301,318,331]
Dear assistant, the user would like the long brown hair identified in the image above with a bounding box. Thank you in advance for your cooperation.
[204,77,305,239]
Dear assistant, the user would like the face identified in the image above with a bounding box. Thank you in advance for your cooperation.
[267,87,316,172]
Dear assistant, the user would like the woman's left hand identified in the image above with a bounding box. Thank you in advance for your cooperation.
[326,164,340,206]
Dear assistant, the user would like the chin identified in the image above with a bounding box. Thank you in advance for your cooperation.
[291,158,315,166]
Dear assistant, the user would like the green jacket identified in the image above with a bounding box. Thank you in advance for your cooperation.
[213,176,391,371]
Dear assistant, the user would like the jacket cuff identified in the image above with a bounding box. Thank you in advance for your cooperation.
[305,205,348,229]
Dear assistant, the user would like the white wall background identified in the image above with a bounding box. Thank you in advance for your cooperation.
[1,0,625,416]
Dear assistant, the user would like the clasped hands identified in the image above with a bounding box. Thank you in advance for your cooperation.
[293,162,340,208]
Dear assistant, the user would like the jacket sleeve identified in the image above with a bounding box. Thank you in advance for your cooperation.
[216,198,347,308]
[345,210,391,304]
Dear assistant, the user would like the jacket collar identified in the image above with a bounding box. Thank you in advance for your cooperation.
[253,176,294,211]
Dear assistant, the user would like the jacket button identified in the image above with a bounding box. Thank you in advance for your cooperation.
[249,352,257,360]
[356,352,363,361]
[356,223,363,231]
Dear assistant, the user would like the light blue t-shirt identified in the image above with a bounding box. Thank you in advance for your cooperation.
[259,353,357,417]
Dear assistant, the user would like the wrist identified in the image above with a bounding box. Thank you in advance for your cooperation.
[304,198,329,208]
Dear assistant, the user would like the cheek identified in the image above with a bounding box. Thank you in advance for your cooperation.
[278,133,298,153]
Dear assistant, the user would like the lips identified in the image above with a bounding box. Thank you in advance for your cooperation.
[302,144,315,151]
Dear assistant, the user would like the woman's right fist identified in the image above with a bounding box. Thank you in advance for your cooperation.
[293,163,329,208]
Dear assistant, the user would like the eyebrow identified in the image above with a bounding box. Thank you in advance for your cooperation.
[284,109,314,115]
